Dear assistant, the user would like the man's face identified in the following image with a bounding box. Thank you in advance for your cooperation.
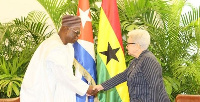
[66,27,80,43]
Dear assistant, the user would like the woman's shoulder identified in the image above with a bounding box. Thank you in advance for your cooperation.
[139,51,161,67]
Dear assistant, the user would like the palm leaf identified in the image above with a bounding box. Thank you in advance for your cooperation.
[13,15,53,44]
[37,0,70,31]
[181,6,200,26]
[12,82,20,96]
[0,23,6,43]
[143,11,162,28]
[7,82,12,97]
[27,11,49,23]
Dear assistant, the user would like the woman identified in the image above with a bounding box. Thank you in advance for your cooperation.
[94,29,170,102]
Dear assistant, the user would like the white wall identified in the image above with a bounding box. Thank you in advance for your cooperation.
[0,0,45,23]
[0,0,55,30]
[182,0,200,14]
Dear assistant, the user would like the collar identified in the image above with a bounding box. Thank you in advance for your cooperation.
[136,49,149,60]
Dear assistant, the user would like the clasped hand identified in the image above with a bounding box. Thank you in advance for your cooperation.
[86,85,104,96]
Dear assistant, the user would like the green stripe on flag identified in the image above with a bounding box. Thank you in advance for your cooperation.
[97,53,122,102]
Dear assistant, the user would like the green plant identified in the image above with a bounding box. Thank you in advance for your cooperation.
[118,0,200,101]
[0,47,34,98]
[36,0,200,101]
[0,11,53,98]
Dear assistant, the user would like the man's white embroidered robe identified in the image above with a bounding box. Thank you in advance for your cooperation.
[20,34,89,102]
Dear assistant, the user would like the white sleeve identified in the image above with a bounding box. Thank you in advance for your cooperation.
[46,47,89,96]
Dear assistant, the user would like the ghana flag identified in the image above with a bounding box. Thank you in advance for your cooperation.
[97,0,129,102]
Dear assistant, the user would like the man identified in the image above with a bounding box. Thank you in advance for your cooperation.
[20,15,96,102]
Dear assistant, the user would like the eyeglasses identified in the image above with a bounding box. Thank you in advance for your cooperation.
[126,43,136,47]
[69,28,80,35]
[127,43,136,45]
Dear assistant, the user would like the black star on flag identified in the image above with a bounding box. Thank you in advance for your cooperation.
[100,42,120,64]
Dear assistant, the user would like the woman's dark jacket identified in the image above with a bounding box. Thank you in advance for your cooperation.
[101,50,170,102]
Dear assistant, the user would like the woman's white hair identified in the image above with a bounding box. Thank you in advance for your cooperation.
[127,29,150,50]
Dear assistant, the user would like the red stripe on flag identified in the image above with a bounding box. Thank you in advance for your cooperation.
[101,0,124,52]
[77,0,93,43]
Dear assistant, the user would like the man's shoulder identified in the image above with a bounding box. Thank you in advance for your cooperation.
[41,34,63,47]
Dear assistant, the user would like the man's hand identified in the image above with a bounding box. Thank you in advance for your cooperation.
[86,85,98,96]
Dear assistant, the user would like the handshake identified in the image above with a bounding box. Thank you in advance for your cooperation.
[86,85,104,96]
